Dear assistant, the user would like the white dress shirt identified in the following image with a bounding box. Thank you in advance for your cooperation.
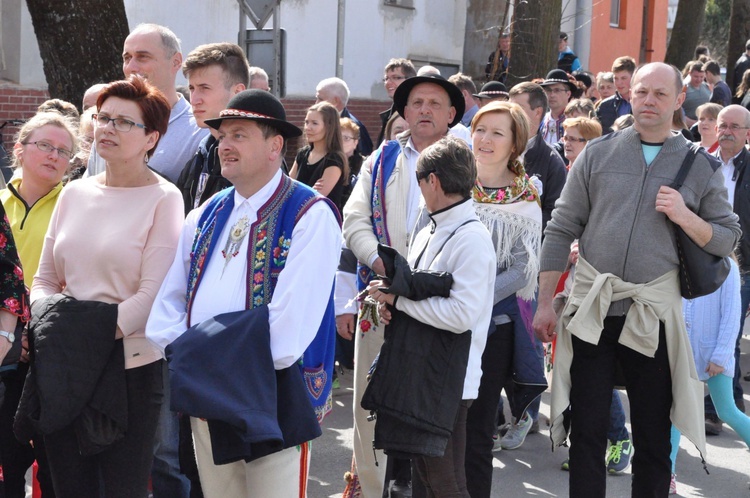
[146,169,342,369]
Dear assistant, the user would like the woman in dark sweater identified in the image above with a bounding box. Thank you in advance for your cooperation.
[289,102,348,211]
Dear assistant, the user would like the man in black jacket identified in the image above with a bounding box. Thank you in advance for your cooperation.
[705,105,750,435]
[509,82,567,232]
[177,43,249,214]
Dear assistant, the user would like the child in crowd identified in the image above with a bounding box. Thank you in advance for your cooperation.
[671,255,750,494]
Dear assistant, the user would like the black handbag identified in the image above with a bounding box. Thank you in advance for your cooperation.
[670,143,731,299]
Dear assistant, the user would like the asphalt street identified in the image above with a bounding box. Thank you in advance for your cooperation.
[309,335,750,498]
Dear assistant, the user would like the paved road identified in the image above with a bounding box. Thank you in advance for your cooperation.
[309,335,750,497]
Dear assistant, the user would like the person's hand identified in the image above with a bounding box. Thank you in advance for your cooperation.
[706,362,725,377]
[115,326,124,340]
[533,302,558,343]
[568,241,579,267]
[367,280,395,306]
[370,257,386,278]
[336,314,355,340]
[377,301,392,325]
[655,186,689,225]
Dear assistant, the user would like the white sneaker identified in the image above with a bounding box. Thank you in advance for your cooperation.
[500,413,532,450]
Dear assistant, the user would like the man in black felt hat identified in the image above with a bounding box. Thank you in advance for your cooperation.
[473,81,509,108]
[341,73,464,498]
[146,89,342,498]
[540,69,576,146]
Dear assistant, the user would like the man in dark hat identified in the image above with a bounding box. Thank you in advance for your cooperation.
[540,69,576,145]
[146,89,341,497]
[558,32,581,73]
[474,81,509,108]
[342,73,464,498]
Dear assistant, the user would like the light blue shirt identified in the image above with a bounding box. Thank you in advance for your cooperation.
[682,258,741,381]
[641,143,663,167]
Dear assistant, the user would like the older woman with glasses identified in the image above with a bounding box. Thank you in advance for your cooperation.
[562,117,602,169]
[29,75,183,497]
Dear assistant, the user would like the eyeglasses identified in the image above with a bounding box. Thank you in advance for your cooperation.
[544,87,570,94]
[342,135,358,142]
[562,135,587,143]
[22,141,73,161]
[93,114,147,132]
[416,169,436,183]
[717,123,750,132]
[383,75,406,83]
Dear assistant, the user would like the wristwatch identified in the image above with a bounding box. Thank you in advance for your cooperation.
[0,330,15,344]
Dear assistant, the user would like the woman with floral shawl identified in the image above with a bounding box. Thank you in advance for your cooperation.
[464,101,546,498]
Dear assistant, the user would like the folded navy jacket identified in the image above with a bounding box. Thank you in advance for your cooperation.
[166,305,321,465]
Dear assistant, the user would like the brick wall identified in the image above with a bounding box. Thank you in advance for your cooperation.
[0,83,50,151]
[0,85,389,163]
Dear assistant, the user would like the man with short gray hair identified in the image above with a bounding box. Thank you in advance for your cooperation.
[86,23,208,183]
[248,66,270,91]
[704,104,750,434]
[316,77,373,155]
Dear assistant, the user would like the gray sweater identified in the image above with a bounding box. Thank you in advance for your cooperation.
[540,127,741,315]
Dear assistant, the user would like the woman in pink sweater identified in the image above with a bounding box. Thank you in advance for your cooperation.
[30,76,184,498]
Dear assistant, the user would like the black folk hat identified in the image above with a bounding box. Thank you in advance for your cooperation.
[473,81,509,100]
[540,69,577,92]
[392,74,465,128]
[204,89,302,138]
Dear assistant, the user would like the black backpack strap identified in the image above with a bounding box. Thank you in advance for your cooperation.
[671,142,700,190]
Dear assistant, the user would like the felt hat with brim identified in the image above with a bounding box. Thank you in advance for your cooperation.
[204,89,302,138]
[393,75,465,128]
[473,81,509,100]
[573,72,592,89]
[540,69,577,92]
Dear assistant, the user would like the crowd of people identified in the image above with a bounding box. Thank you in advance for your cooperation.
[0,21,747,498]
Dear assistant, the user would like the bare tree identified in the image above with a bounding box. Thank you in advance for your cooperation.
[665,0,708,69]
[25,0,129,109]
[462,0,510,82]
[727,0,750,91]
[506,0,562,87]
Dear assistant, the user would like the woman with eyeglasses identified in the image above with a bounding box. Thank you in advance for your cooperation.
[562,117,602,169]
[0,110,77,498]
[290,102,348,211]
[29,75,183,497]
[464,101,545,498]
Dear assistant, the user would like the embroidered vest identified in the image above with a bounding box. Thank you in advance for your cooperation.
[355,139,401,292]
[186,175,340,422]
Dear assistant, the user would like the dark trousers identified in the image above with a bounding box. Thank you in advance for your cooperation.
[464,322,514,498]
[569,317,672,498]
[412,401,470,498]
[44,360,163,498]
[0,363,55,498]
